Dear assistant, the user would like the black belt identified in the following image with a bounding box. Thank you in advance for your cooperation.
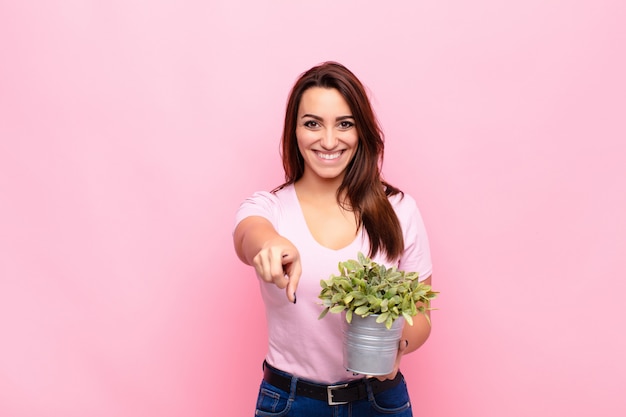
[262,361,402,406]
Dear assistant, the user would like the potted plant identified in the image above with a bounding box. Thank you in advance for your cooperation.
[318,252,438,375]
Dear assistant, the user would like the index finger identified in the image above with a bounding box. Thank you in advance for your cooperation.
[284,254,302,304]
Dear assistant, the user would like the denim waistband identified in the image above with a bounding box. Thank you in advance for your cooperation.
[262,360,402,406]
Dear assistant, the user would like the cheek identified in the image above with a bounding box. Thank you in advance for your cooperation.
[347,138,361,161]
[346,134,359,149]
[296,128,317,146]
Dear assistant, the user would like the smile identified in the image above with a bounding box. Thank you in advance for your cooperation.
[316,151,343,160]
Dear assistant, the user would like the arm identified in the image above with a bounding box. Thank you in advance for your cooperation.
[376,275,433,381]
[402,275,433,354]
[233,216,302,303]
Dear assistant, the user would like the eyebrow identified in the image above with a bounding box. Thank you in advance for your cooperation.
[301,114,355,121]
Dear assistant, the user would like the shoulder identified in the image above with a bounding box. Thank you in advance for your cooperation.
[241,184,293,206]
[388,191,419,217]
[244,190,280,206]
[234,184,295,224]
[387,191,428,236]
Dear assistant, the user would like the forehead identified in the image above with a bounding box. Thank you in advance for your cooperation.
[298,87,352,115]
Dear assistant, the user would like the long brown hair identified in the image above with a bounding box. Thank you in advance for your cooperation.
[275,61,405,261]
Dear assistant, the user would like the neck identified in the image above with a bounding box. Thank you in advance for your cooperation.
[295,173,344,202]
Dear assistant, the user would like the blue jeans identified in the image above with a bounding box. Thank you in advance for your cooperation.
[254,367,413,417]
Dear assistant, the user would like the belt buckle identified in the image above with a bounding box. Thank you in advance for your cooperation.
[327,383,349,405]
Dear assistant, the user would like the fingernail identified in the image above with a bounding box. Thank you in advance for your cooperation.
[293,293,297,304]
[405,340,409,348]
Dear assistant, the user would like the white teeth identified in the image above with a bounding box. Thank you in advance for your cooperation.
[317,151,342,160]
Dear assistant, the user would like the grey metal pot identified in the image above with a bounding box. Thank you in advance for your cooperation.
[342,314,404,375]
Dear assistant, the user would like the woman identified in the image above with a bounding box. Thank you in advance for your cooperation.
[233,62,433,417]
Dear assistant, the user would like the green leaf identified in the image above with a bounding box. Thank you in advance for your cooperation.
[339,280,353,291]
[367,294,380,305]
[354,305,370,316]
[357,252,367,264]
[402,311,414,326]
[330,305,346,313]
[350,291,365,300]
[353,297,368,307]
[376,312,390,323]
[331,293,344,303]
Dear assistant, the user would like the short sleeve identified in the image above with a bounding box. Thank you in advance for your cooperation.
[393,194,433,281]
[233,191,281,231]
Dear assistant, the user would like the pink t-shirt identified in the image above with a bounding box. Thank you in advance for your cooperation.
[234,184,432,384]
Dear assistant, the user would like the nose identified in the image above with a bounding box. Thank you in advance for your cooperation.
[320,127,338,150]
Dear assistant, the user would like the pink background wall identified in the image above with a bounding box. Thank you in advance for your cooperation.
[1,1,624,416]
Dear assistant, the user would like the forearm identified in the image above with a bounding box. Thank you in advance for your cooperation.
[234,216,280,265]
[402,310,432,354]
[402,275,433,354]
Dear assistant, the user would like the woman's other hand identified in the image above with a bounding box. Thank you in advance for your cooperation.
[374,339,409,381]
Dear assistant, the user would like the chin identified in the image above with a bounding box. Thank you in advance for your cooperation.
[316,170,348,181]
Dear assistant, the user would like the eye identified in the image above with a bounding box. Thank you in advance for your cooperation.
[339,120,354,129]
[303,120,320,128]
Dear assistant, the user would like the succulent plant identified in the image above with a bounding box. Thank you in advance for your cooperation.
[318,252,438,329]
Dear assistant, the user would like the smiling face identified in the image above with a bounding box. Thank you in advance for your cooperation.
[295,87,359,184]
